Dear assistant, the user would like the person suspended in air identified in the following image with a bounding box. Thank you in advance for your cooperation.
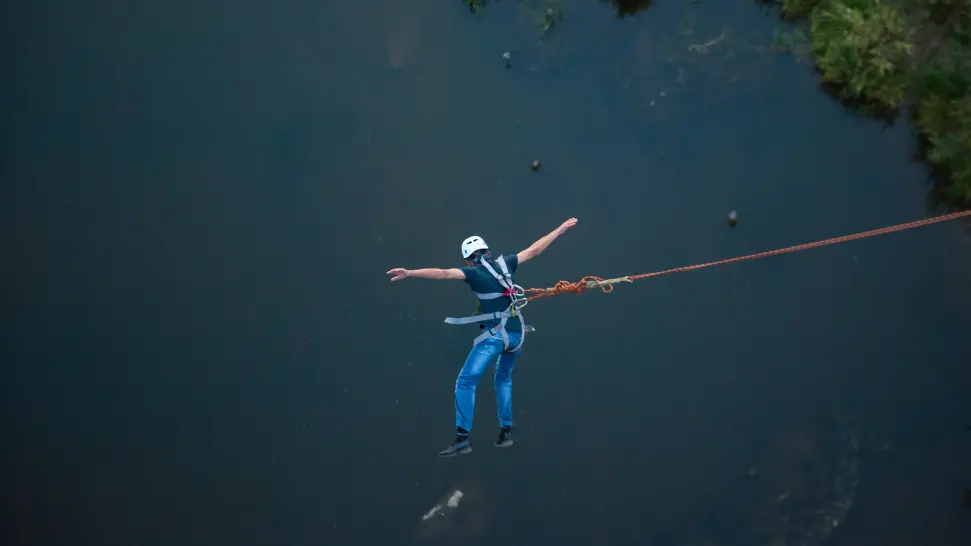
[386,217,578,457]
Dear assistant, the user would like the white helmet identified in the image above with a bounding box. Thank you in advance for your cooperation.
[461,236,489,259]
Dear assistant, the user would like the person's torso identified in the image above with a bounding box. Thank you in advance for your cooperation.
[464,255,522,334]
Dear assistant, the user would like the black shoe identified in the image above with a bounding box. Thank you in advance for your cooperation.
[494,426,513,448]
[438,435,472,457]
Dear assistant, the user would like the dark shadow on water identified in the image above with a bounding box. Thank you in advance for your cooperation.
[750,0,819,21]
[750,0,787,17]
[752,0,780,8]
[599,0,654,18]
[812,70,902,126]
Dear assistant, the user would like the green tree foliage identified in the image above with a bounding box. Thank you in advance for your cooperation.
[777,0,971,206]
[810,0,915,110]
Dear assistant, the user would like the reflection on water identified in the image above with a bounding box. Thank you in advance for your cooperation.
[740,420,860,546]
[386,15,421,70]
[673,417,860,546]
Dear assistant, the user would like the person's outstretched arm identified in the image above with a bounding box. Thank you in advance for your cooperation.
[386,267,465,282]
[517,217,578,264]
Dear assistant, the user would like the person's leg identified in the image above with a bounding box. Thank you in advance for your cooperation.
[493,332,522,447]
[455,337,504,433]
[438,336,503,457]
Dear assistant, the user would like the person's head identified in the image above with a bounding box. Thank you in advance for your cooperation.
[461,235,490,265]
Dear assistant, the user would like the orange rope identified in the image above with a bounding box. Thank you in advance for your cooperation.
[524,209,971,302]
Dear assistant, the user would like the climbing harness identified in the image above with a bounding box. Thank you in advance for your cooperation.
[522,209,971,302]
[444,255,534,353]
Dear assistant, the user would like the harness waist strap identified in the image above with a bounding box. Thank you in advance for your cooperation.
[444,310,515,325]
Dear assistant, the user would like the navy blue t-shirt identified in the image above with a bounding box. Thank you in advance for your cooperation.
[460,254,521,333]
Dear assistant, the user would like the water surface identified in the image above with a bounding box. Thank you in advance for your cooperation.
[2,1,970,545]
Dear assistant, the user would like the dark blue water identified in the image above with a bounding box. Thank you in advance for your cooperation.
[3,1,970,545]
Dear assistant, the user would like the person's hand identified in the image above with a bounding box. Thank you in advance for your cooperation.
[558,217,578,233]
[386,268,410,282]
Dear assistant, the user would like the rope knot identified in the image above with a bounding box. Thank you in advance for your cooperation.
[550,279,584,296]
[524,276,615,302]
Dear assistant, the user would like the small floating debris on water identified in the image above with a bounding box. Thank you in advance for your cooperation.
[421,489,464,521]
[688,28,727,53]
[531,159,541,172]
[503,51,511,68]
[540,8,559,32]
[747,467,757,477]
[728,210,738,227]
[415,487,477,542]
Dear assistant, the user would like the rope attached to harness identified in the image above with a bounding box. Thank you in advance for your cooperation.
[523,210,971,302]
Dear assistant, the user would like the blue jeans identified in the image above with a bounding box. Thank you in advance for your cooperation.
[454,332,522,433]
